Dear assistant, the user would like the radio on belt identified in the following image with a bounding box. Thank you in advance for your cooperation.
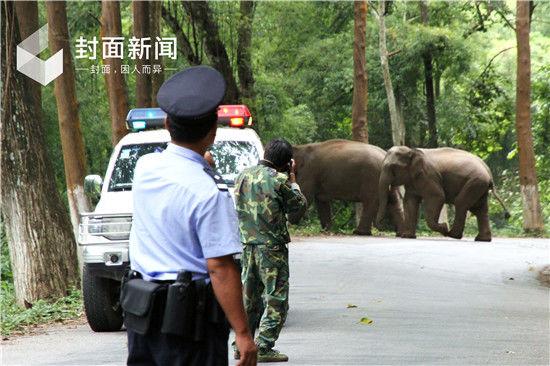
[126,105,253,132]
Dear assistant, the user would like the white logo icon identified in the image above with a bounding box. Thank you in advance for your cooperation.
[17,24,63,86]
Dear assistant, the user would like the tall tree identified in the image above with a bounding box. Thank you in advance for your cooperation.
[46,1,91,234]
[161,3,201,65]
[420,0,438,147]
[150,0,164,105]
[101,0,129,145]
[133,0,152,107]
[183,1,240,103]
[375,0,405,146]
[515,0,544,233]
[237,0,256,102]
[13,1,41,115]
[1,1,79,305]
[352,0,368,143]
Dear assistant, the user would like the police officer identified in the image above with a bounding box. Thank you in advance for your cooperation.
[233,138,307,363]
[126,66,257,366]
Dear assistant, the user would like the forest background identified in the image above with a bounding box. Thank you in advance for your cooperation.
[42,1,550,234]
[1,0,549,334]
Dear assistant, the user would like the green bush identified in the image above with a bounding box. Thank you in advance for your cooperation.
[0,284,83,337]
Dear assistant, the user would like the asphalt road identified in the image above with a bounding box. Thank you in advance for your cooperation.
[2,236,549,365]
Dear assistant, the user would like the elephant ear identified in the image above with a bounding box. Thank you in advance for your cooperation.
[410,149,426,179]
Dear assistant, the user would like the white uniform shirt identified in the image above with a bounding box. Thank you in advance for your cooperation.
[129,143,241,281]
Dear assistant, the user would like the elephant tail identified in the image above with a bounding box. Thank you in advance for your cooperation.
[490,184,511,220]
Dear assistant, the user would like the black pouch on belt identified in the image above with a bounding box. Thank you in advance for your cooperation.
[192,279,208,341]
[120,274,166,335]
[160,271,196,338]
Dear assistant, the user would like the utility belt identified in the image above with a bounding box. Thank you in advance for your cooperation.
[119,270,226,340]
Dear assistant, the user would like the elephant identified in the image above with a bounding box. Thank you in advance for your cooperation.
[291,139,405,236]
[377,146,509,242]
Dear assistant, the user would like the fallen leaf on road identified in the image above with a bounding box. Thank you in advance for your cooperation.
[505,350,515,354]
[347,304,357,308]
[508,277,514,280]
[359,317,373,325]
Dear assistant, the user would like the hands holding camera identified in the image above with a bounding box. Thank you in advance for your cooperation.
[288,159,297,184]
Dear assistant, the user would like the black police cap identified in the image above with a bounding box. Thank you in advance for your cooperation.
[157,66,226,123]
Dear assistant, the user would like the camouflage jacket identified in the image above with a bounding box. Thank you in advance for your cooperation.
[234,164,307,245]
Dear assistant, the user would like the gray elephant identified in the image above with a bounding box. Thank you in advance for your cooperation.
[377,146,509,241]
[291,139,405,235]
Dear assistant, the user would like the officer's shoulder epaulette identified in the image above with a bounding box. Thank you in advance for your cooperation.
[203,167,228,191]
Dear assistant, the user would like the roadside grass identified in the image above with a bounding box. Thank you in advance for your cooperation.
[1,224,83,337]
[0,284,83,337]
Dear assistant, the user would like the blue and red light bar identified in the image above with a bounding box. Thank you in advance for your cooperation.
[126,105,253,131]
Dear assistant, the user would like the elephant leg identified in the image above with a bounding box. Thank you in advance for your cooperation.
[424,196,449,236]
[354,199,375,236]
[448,179,487,240]
[316,198,332,231]
[470,193,492,242]
[401,192,421,239]
[448,206,467,239]
[388,188,405,237]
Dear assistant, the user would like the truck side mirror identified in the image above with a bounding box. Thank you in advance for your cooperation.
[84,175,103,206]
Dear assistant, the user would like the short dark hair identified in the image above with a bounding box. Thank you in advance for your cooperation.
[166,113,217,143]
[264,138,293,168]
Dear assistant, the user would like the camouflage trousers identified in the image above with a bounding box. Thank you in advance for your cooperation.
[242,243,289,350]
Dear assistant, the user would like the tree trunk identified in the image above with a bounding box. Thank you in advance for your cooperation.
[515,0,544,233]
[161,4,200,65]
[237,0,256,103]
[46,1,91,236]
[352,0,368,143]
[420,0,437,148]
[150,0,164,106]
[183,1,240,103]
[395,91,406,145]
[1,1,80,305]
[133,0,152,107]
[377,0,405,146]
[101,0,129,145]
[13,1,41,115]
[434,71,441,99]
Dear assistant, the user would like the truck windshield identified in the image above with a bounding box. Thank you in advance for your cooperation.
[209,141,260,185]
[108,141,259,191]
[109,143,167,191]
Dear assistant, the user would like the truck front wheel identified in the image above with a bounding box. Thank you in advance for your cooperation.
[82,264,123,332]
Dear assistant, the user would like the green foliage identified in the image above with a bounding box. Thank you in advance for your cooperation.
[277,105,317,145]
[1,223,12,283]
[449,66,515,162]
[1,285,83,337]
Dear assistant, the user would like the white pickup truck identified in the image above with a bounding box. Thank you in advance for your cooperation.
[78,105,263,332]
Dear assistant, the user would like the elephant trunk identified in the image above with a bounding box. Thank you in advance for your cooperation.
[376,167,392,224]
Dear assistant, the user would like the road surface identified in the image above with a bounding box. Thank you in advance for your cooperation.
[2,236,549,365]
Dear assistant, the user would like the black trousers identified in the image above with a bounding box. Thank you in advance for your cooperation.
[127,320,230,366]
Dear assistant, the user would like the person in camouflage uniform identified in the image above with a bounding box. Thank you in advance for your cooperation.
[234,138,307,363]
